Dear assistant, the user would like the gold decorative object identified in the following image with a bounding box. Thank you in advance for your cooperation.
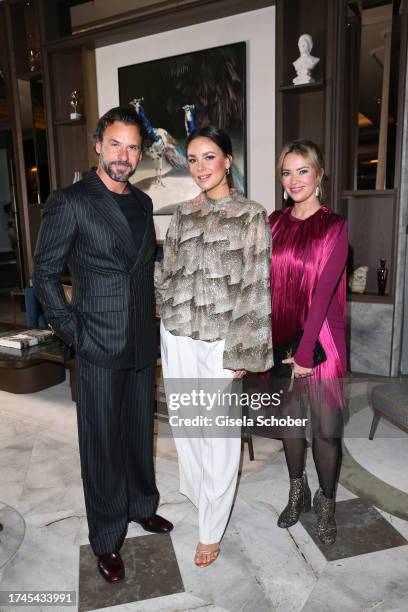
[69,90,82,120]
[27,34,40,72]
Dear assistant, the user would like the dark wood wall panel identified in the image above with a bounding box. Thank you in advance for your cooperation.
[51,51,85,121]
[280,90,325,148]
[28,204,43,255]
[55,124,88,188]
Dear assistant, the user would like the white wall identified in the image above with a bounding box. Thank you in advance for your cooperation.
[96,6,275,236]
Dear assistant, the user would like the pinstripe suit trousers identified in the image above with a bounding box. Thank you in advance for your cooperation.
[76,356,159,555]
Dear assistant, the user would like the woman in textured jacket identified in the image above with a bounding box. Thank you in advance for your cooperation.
[155,126,273,567]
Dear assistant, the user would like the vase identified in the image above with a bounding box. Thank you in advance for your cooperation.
[377,258,388,296]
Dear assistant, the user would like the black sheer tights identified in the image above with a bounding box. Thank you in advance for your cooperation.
[281,436,341,498]
[281,400,343,499]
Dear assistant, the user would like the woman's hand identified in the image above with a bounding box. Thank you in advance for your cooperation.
[281,357,313,378]
[232,369,246,379]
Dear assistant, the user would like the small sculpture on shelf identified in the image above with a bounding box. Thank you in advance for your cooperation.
[69,90,82,120]
[27,34,40,72]
[349,266,368,294]
[293,34,320,86]
[377,258,389,296]
[27,48,40,73]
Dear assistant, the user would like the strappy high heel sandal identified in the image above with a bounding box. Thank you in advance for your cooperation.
[194,543,220,567]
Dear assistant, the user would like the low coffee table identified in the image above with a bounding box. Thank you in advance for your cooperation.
[0,324,67,395]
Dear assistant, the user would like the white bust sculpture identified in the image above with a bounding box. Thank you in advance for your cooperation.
[293,34,320,85]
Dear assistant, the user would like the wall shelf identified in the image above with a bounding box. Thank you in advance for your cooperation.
[279,81,324,93]
[53,117,86,126]
[347,292,394,305]
[16,70,42,81]
[342,189,396,198]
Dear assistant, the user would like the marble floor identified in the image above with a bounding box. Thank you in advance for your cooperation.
[0,378,407,612]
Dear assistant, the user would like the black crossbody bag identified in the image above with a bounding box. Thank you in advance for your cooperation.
[269,332,326,379]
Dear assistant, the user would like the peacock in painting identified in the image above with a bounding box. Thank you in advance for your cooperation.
[120,43,246,203]
[180,102,244,192]
[182,104,196,136]
[129,97,187,186]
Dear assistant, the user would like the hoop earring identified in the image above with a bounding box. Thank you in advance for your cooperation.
[315,185,320,198]
[226,167,230,176]
[283,190,288,201]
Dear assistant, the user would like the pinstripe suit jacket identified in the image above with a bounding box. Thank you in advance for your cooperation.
[33,168,158,370]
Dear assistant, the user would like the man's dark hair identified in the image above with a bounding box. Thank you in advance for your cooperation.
[93,106,147,143]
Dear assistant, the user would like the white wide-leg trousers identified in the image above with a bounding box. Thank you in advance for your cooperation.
[160,321,241,544]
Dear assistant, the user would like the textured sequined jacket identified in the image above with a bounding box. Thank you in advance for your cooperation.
[155,190,273,372]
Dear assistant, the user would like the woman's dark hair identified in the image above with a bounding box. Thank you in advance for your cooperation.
[93,106,147,143]
[186,125,234,188]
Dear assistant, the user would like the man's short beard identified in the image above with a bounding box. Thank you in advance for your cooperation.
[99,154,137,183]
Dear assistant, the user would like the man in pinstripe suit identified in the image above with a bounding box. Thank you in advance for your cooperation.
[33,106,173,583]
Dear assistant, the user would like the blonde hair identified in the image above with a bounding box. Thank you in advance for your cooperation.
[277,139,326,200]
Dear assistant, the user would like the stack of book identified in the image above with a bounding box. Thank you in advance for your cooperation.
[0,329,54,350]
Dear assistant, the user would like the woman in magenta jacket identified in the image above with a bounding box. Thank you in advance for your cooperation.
[270,139,348,545]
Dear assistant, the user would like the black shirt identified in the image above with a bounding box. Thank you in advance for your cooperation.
[111,189,147,253]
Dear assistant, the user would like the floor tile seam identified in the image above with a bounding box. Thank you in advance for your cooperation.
[217,528,274,608]
[13,431,40,512]
[233,497,321,581]
[296,568,367,612]
[323,547,408,569]
[285,528,321,581]
[30,431,79,453]
[376,509,408,540]
[299,556,408,612]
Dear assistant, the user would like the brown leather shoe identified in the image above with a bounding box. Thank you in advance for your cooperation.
[136,514,174,533]
[97,552,125,583]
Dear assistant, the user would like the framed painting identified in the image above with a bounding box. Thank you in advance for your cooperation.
[118,41,247,215]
